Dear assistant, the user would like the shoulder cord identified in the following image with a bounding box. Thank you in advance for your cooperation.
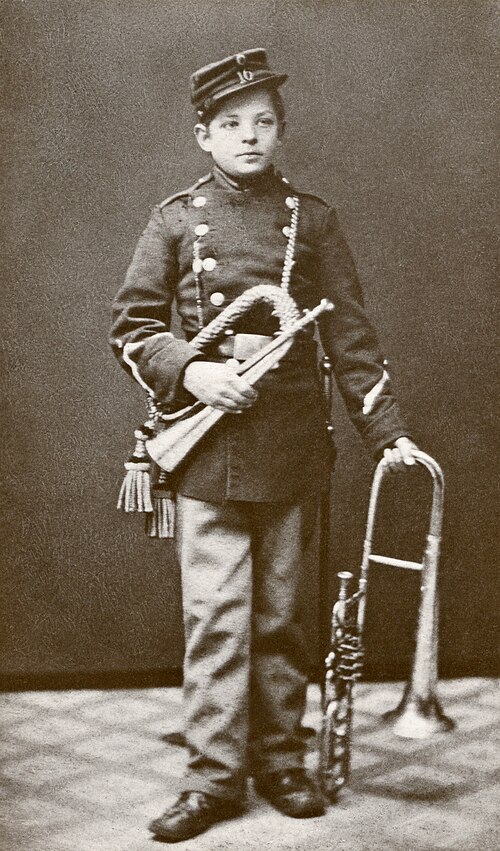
[192,191,300,331]
[192,240,205,331]
[280,195,300,296]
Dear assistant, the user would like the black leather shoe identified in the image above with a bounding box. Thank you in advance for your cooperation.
[148,791,243,842]
[254,768,325,818]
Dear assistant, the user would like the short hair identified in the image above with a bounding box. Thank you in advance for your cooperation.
[269,88,286,126]
[201,85,286,128]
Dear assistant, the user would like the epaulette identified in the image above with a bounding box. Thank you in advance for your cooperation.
[298,189,329,207]
[159,173,213,209]
[292,186,329,207]
[279,174,329,207]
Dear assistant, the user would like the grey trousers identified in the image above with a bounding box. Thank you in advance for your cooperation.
[175,494,319,801]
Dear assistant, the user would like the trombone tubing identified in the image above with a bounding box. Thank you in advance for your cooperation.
[357,450,445,634]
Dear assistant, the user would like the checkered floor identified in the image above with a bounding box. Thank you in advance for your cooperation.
[0,679,498,850]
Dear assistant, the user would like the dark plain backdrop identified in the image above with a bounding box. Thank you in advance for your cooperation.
[1,0,498,689]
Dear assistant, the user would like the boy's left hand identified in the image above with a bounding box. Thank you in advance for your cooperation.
[383,437,419,473]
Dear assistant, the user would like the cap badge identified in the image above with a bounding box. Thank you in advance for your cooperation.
[237,69,254,83]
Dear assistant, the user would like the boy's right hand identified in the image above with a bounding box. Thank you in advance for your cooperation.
[183,361,258,413]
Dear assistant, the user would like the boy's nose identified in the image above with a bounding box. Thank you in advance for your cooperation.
[241,125,257,144]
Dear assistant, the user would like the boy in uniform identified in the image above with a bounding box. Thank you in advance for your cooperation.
[110,49,418,843]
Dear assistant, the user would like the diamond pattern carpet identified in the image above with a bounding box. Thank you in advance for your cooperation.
[1,679,498,850]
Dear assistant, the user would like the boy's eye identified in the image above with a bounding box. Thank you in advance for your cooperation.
[221,119,238,129]
[258,117,274,127]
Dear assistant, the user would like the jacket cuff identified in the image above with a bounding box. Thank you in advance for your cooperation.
[121,334,202,409]
[142,340,202,409]
[361,401,412,458]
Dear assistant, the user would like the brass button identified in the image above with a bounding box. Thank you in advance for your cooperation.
[282,226,291,237]
[194,223,209,236]
[226,358,240,369]
[192,258,203,274]
[192,196,207,208]
[202,257,217,272]
[285,196,296,209]
[210,291,225,306]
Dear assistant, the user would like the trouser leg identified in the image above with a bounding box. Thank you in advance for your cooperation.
[175,495,252,801]
[249,497,319,776]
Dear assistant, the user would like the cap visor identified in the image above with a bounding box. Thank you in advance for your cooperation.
[203,73,288,112]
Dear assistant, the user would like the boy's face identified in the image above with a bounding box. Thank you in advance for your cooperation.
[194,88,283,179]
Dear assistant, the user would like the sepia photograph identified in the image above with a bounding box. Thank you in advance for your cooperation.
[1,1,498,849]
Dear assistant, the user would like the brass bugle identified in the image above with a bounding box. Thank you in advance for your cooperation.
[147,299,333,472]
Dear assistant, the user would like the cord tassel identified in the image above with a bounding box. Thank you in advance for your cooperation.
[145,471,176,538]
[117,424,154,513]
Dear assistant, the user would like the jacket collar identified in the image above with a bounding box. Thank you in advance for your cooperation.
[211,163,282,194]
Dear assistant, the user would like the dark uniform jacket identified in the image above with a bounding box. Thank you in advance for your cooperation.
[110,165,408,503]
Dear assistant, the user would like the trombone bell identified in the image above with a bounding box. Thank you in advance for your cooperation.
[383,690,455,739]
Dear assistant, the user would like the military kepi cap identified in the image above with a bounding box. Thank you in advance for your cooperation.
[190,49,287,119]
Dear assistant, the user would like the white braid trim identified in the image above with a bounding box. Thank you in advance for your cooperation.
[190,284,302,351]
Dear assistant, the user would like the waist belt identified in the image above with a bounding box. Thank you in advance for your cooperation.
[216,333,274,361]
[207,331,318,368]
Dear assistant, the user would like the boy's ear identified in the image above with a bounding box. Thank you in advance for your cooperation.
[194,123,212,153]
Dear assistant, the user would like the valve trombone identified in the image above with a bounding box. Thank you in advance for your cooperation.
[320,451,454,799]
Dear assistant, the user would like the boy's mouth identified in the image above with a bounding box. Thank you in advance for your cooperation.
[237,152,262,157]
